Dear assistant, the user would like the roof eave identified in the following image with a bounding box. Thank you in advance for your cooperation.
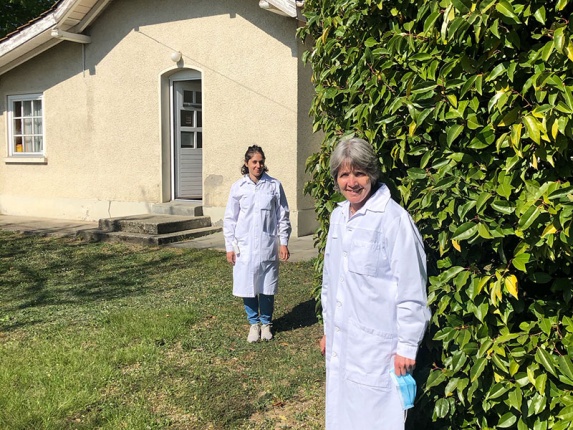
[0,0,113,76]
[259,0,297,18]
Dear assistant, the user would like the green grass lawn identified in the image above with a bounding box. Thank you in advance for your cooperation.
[0,231,325,429]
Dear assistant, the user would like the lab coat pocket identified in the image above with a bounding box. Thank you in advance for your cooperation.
[325,232,338,257]
[260,236,279,262]
[259,193,277,235]
[348,239,381,277]
[344,319,395,389]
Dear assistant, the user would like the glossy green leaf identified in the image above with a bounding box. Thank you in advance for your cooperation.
[410,82,437,94]
[477,223,493,239]
[518,205,541,231]
[498,412,518,428]
[523,115,541,144]
[557,405,573,420]
[549,185,573,200]
[496,183,513,199]
[541,41,554,62]
[476,192,492,214]
[490,19,500,38]
[535,348,557,377]
[440,266,466,283]
[470,357,487,382]
[487,383,509,400]
[492,200,516,214]
[426,369,448,389]
[433,176,457,191]
[496,0,521,23]
[558,356,573,382]
[512,253,530,272]
[507,386,523,410]
[364,37,377,47]
[452,222,479,240]
[458,200,476,219]
[451,0,471,13]
[407,167,427,180]
[435,398,450,418]
[446,124,464,146]
[499,107,520,127]
[533,6,546,25]
[486,63,507,82]
[475,75,483,94]
[468,126,495,149]
[424,11,441,34]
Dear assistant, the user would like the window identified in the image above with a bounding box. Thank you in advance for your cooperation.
[7,94,44,157]
[180,89,202,148]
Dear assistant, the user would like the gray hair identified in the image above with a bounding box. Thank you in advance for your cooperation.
[330,137,380,190]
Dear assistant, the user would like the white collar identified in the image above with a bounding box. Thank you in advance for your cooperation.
[338,183,392,215]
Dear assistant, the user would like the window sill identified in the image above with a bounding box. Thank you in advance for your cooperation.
[4,156,47,164]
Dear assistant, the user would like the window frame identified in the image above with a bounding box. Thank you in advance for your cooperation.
[5,93,46,163]
[180,88,202,149]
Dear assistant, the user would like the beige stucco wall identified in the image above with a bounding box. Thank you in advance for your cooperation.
[0,0,318,236]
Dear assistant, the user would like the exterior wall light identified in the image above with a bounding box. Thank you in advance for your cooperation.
[170,51,182,62]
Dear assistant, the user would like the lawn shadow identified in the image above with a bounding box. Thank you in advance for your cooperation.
[0,232,228,332]
[273,299,318,333]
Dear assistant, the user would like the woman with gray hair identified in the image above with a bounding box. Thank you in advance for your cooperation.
[319,137,430,429]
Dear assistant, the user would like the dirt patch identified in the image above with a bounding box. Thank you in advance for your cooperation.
[248,390,324,430]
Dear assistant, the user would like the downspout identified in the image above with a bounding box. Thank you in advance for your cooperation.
[51,28,91,75]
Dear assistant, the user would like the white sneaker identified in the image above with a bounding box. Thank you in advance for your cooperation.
[261,324,273,341]
[247,324,260,343]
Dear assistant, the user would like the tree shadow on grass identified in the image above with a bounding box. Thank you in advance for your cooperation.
[0,232,227,332]
[273,299,318,333]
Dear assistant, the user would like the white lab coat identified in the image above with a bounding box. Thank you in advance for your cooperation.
[223,173,291,298]
[322,183,430,430]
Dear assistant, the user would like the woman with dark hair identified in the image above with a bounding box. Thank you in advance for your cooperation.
[224,145,291,343]
[320,137,430,429]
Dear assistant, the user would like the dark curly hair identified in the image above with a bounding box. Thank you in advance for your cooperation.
[241,145,269,175]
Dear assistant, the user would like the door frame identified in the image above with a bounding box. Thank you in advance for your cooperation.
[169,69,202,201]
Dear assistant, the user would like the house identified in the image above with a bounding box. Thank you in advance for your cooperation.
[0,0,320,237]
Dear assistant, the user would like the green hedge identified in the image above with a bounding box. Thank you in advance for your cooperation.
[299,0,573,428]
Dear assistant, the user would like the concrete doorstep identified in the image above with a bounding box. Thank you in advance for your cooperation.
[80,214,223,246]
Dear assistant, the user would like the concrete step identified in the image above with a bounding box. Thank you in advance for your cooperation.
[98,214,211,235]
[79,225,222,245]
[151,202,203,216]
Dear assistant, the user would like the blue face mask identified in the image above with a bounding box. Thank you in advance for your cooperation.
[390,370,417,410]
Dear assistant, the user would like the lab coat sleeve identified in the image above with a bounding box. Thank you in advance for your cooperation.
[388,213,431,360]
[321,242,329,336]
[223,183,240,252]
[276,182,291,246]
[321,211,336,336]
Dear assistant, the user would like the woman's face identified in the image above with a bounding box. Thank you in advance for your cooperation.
[336,162,372,210]
[245,152,265,180]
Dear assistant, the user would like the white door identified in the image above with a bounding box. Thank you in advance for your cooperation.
[174,80,202,199]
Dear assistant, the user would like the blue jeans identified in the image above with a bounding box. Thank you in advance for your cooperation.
[243,294,274,325]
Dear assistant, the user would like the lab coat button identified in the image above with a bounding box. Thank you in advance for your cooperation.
[332,352,337,358]
[335,327,340,332]
[336,302,342,308]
